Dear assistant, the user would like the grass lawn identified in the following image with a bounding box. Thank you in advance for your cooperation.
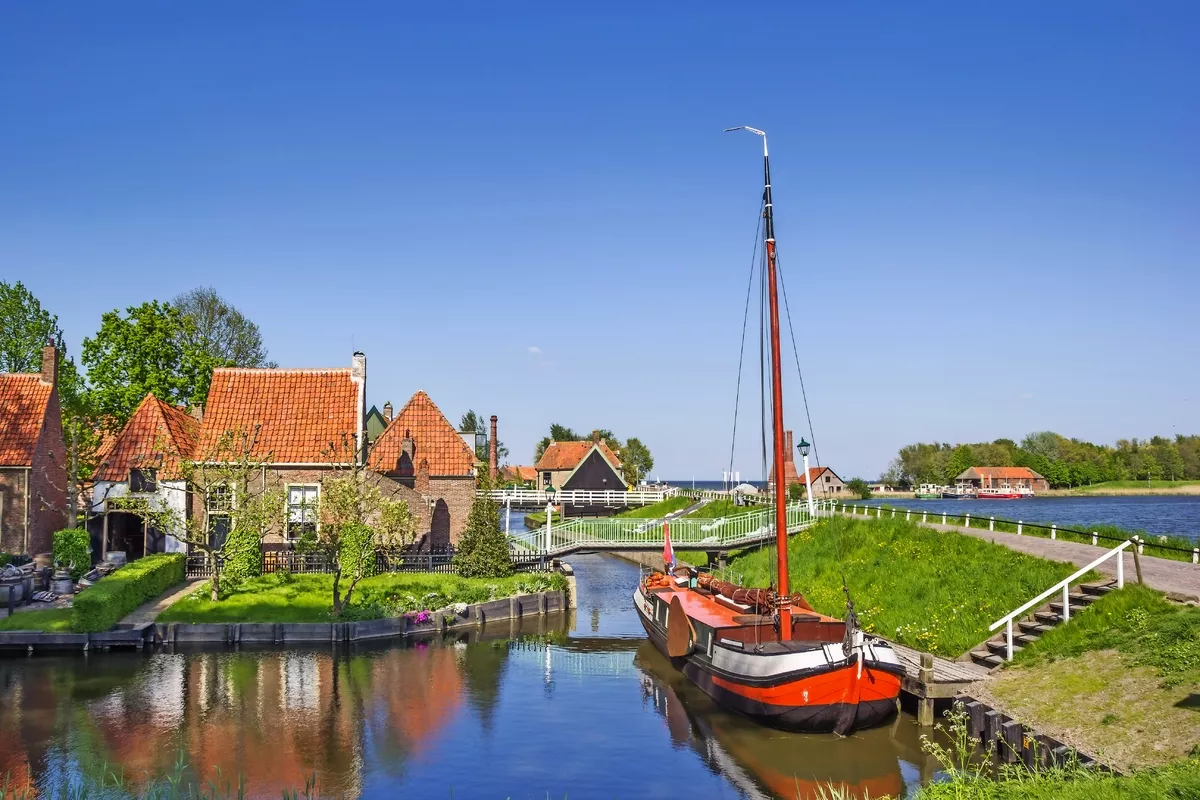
[686,497,766,519]
[0,608,74,632]
[614,495,694,518]
[711,516,1082,656]
[158,571,567,624]
[913,756,1200,799]
[1076,479,1200,492]
[973,585,1200,772]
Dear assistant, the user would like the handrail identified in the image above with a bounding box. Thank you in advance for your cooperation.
[988,537,1137,660]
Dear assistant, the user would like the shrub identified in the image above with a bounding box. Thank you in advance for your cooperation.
[787,482,804,502]
[53,528,92,579]
[222,528,262,587]
[339,523,378,579]
[453,495,512,578]
[71,553,185,632]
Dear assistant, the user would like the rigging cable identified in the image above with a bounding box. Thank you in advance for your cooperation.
[727,199,765,493]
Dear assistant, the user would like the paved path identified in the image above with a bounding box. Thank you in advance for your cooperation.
[840,511,1200,602]
[120,579,207,625]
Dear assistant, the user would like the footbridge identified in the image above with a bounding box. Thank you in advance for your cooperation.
[482,487,680,510]
[508,499,836,560]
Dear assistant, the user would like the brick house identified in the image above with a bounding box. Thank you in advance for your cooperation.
[534,437,625,492]
[367,391,477,547]
[90,393,199,560]
[0,345,67,555]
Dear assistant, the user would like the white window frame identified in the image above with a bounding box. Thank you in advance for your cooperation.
[285,484,320,540]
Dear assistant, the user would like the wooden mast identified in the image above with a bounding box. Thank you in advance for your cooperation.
[760,133,792,640]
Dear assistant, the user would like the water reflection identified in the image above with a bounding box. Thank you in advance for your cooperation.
[0,555,946,799]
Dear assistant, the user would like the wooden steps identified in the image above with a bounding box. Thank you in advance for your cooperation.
[968,579,1115,670]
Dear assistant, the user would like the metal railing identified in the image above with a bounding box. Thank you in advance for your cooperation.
[184,545,554,579]
[988,538,1135,661]
[483,488,679,506]
[508,499,836,558]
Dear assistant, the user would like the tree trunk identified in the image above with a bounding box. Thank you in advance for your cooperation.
[209,550,221,602]
[331,567,343,615]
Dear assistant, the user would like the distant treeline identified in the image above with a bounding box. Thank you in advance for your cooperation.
[883,432,1200,489]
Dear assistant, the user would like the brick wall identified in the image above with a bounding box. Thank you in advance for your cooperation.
[28,390,68,554]
[0,468,28,553]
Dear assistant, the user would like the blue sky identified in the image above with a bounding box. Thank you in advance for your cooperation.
[2,3,1197,481]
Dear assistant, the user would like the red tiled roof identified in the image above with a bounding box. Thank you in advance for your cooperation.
[535,440,622,471]
[963,466,1044,480]
[198,368,360,464]
[0,375,52,466]
[94,394,200,482]
[368,391,474,477]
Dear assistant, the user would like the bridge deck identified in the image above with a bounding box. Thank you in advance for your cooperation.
[889,641,990,699]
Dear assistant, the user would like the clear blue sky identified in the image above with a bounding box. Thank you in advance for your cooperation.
[2,3,1197,481]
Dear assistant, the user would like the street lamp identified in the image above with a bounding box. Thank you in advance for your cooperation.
[544,485,556,563]
[796,438,816,517]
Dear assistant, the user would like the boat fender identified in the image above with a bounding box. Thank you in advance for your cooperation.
[667,595,696,657]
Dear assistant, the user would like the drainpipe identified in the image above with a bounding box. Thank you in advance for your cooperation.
[489,416,498,482]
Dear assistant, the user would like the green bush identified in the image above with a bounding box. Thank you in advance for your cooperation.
[71,553,185,633]
[453,495,512,578]
[222,528,262,586]
[787,482,804,502]
[53,528,92,579]
[339,523,378,579]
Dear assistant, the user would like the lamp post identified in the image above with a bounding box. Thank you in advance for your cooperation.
[797,438,816,516]
[544,485,556,564]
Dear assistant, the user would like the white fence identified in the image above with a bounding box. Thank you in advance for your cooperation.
[483,488,679,506]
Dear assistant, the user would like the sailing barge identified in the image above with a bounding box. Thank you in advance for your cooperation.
[634,128,904,734]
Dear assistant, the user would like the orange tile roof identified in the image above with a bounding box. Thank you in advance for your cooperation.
[94,394,200,482]
[535,440,622,471]
[368,391,474,476]
[965,466,1044,479]
[0,375,53,466]
[199,368,360,464]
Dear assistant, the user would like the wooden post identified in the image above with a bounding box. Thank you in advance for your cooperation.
[922,511,927,524]
[1051,524,1056,540]
[101,513,109,558]
[1092,531,1098,546]
[917,653,935,726]
[965,514,970,529]
[1132,537,1144,585]
[1017,520,1022,535]
[989,516,994,531]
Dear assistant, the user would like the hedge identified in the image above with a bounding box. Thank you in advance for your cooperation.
[71,553,185,633]
[222,528,262,586]
[53,528,92,579]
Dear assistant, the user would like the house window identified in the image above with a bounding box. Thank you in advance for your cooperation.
[206,484,233,549]
[824,475,831,483]
[287,485,319,540]
[130,468,158,493]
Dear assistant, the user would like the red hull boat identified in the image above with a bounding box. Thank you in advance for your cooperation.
[632,128,904,734]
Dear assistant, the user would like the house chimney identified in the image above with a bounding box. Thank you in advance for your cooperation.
[351,352,366,463]
[785,430,794,455]
[489,415,498,481]
[592,431,600,444]
[383,401,393,422]
[40,343,57,386]
[189,405,204,422]
[401,430,414,458]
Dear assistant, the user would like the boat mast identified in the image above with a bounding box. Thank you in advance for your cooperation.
[727,126,792,640]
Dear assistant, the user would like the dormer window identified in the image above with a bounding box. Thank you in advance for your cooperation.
[130,468,157,493]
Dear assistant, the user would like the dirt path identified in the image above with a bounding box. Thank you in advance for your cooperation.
[120,579,207,625]
[840,511,1200,602]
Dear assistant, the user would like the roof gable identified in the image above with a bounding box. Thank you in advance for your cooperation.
[368,391,474,477]
[959,466,1045,480]
[94,394,200,481]
[0,374,53,466]
[535,440,622,471]
[198,368,359,463]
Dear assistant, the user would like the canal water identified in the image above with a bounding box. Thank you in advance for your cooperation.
[853,495,1200,540]
[0,554,947,799]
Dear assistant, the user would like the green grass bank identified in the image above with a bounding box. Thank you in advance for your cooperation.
[702,516,1082,656]
[158,571,567,624]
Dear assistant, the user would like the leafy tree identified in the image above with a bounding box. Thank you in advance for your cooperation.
[534,423,581,462]
[0,280,62,373]
[787,481,804,502]
[620,436,653,485]
[173,286,276,368]
[81,301,222,428]
[944,445,974,485]
[303,437,418,616]
[846,478,872,500]
[453,477,512,578]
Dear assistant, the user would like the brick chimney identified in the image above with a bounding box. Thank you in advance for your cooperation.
[39,344,57,386]
[489,415,498,480]
[785,430,794,455]
[189,405,204,423]
[592,430,600,444]
[383,401,393,422]
[351,352,366,463]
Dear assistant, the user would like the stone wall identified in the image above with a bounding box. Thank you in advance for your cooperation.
[0,468,27,553]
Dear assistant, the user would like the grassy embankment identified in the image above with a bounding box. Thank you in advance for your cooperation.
[848,503,1197,563]
[523,495,693,529]
[973,584,1200,773]
[1056,479,1200,496]
[692,516,1083,657]
[0,608,73,632]
[158,571,567,624]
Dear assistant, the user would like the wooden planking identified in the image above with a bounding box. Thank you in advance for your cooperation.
[888,640,991,698]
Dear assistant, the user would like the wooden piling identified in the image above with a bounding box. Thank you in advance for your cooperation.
[917,653,935,726]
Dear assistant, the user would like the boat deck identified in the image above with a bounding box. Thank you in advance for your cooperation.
[888,641,991,699]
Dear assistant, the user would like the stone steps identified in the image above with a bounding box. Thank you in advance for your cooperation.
[968,580,1116,670]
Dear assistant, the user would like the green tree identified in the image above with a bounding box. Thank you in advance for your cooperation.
[846,478,872,499]
[81,301,222,428]
[0,280,62,373]
[943,444,974,485]
[173,286,276,367]
[620,437,653,485]
[453,482,512,579]
[459,409,509,462]
[534,423,581,461]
